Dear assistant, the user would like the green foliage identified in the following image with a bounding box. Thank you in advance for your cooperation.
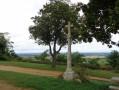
[107,50,119,68]
[56,53,67,63]
[116,0,119,13]
[102,66,112,71]
[82,64,100,70]
[0,70,117,90]
[77,67,88,83]
[88,58,100,66]
[81,0,119,47]
[115,66,119,73]
[0,33,18,60]
[56,53,67,66]
[85,58,100,70]
[22,58,34,62]
[34,50,49,63]
[109,1,119,45]
[71,52,86,66]
[56,52,85,66]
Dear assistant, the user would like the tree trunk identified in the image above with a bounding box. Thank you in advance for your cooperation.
[48,43,63,68]
[52,53,56,68]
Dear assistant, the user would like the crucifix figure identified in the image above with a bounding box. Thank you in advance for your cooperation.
[63,21,75,81]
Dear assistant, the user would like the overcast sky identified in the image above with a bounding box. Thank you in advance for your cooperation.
[0,0,119,53]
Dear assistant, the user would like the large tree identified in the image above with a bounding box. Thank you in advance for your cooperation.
[0,32,17,60]
[29,0,82,67]
[81,0,119,47]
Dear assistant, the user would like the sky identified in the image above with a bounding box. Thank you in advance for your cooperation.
[0,0,119,53]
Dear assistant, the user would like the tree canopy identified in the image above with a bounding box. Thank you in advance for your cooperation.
[109,0,119,39]
[29,0,82,67]
[81,0,119,47]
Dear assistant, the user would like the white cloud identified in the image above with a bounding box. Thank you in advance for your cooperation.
[0,0,118,53]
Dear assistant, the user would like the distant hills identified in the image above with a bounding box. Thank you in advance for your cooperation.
[17,52,110,58]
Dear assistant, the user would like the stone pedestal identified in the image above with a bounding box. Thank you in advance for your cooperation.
[63,71,75,81]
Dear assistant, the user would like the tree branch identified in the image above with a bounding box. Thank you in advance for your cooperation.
[53,39,56,54]
[56,45,63,54]
[49,43,53,56]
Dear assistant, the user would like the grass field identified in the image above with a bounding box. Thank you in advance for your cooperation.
[0,61,119,79]
[84,56,106,59]
[98,59,109,67]
[0,70,117,90]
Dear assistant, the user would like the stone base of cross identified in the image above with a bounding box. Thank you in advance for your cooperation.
[63,21,75,81]
[63,71,75,81]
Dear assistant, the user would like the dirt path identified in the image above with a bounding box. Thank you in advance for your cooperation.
[0,65,63,78]
[87,76,112,82]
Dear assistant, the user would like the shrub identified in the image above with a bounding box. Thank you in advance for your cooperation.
[22,58,33,63]
[81,63,100,70]
[107,50,119,69]
[71,52,86,66]
[34,50,49,63]
[102,66,112,71]
[56,53,67,66]
[115,66,119,73]
[76,67,88,83]
[85,58,100,70]
[88,58,100,66]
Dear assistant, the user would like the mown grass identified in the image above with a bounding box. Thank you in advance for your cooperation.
[0,61,67,71]
[85,69,119,79]
[98,59,108,67]
[0,70,117,90]
[0,61,119,79]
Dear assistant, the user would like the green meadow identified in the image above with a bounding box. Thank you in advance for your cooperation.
[0,70,117,90]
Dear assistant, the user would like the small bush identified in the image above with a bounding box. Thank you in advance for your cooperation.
[102,66,112,71]
[81,63,100,70]
[34,50,49,63]
[115,66,119,73]
[0,54,9,61]
[107,50,119,69]
[76,67,88,83]
[88,58,100,66]
[72,52,86,66]
[21,58,33,63]
[82,58,100,70]
[56,53,67,66]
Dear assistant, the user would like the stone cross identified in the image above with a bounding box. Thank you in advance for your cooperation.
[65,21,73,38]
[63,21,75,81]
